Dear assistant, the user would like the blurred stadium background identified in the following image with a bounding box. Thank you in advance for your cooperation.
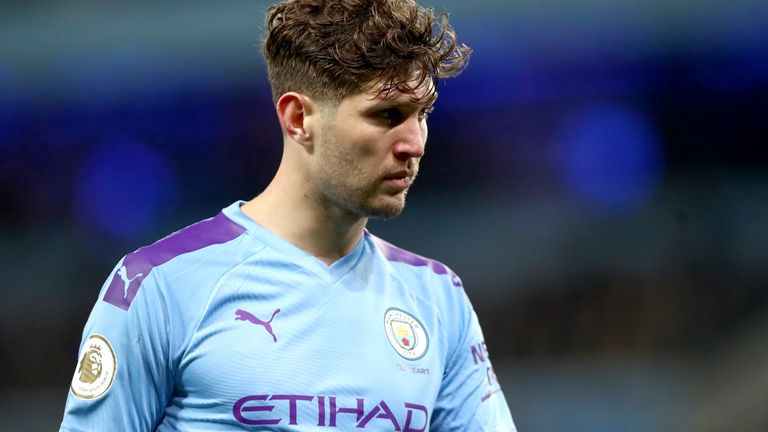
[1,0,767,430]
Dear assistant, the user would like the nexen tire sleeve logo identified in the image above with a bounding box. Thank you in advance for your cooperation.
[233,395,429,431]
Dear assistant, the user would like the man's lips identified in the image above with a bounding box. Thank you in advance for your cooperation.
[383,170,410,180]
[382,170,413,190]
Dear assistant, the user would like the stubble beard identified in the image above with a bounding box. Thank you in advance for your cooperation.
[317,135,416,220]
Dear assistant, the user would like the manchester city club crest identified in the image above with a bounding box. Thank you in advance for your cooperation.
[70,334,117,400]
[392,320,416,350]
[384,308,428,360]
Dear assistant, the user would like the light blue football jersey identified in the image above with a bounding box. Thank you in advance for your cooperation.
[60,201,516,431]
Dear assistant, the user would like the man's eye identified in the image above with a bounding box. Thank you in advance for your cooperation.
[379,108,404,124]
[380,108,400,119]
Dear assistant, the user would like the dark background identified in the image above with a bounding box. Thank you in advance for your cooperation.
[1,1,767,430]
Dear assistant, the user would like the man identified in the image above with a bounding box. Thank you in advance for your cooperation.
[60,0,516,430]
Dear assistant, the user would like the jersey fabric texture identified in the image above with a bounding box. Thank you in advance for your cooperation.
[60,201,516,431]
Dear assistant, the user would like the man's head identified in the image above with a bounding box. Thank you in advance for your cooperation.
[262,0,471,105]
[262,0,470,220]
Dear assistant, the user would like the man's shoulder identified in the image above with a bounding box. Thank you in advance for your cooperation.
[368,233,463,289]
[102,211,250,311]
[135,211,247,268]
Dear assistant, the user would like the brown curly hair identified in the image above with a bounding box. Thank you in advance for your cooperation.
[263,0,472,104]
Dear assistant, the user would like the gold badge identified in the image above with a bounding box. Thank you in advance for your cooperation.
[70,334,117,400]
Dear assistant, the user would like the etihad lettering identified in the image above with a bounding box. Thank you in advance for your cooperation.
[329,397,363,426]
[233,394,428,430]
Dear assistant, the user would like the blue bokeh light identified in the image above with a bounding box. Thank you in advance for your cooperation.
[554,104,664,211]
[74,137,180,239]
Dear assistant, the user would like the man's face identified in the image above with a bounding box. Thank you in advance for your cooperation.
[310,79,436,219]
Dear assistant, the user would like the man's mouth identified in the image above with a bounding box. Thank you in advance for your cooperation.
[382,170,412,190]
[383,170,410,180]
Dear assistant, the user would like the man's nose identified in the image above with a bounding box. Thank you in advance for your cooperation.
[393,117,426,160]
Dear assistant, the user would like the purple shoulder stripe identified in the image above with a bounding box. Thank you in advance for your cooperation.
[372,235,463,287]
[103,212,246,311]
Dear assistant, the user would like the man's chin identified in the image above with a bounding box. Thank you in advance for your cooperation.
[360,196,407,220]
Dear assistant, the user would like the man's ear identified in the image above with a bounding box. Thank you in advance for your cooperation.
[276,92,317,146]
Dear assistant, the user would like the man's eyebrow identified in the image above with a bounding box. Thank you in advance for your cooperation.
[370,92,439,109]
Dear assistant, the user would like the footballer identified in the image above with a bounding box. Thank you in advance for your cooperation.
[60,0,516,430]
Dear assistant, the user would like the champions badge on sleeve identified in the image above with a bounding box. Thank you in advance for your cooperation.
[70,334,117,400]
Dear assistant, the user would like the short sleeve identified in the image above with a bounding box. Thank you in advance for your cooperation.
[60,259,173,431]
[430,289,517,431]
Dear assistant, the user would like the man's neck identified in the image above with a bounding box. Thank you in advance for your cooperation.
[240,179,367,266]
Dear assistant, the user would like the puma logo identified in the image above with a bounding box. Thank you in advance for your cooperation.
[117,266,143,299]
[235,308,281,343]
